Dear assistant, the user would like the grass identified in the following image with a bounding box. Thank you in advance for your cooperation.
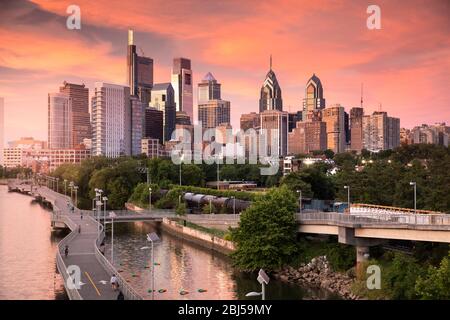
[175,219,228,239]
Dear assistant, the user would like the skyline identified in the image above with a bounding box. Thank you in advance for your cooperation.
[1,0,450,143]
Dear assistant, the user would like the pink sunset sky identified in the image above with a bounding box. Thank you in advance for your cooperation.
[0,0,449,143]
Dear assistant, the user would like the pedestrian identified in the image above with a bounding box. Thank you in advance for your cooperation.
[78,225,81,234]
[64,245,69,258]
[110,274,118,291]
[117,291,124,300]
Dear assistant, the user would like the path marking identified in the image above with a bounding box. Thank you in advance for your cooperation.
[85,271,101,296]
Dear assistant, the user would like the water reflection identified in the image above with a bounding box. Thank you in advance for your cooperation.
[0,186,67,300]
[104,221,339,300]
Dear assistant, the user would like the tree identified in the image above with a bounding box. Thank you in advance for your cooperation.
[384,253,423,299]
[415,251,450,299]
[279,172,313,198]
[230,185,298,271]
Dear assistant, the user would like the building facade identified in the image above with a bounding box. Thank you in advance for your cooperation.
[0,97,3,165]
[409,123,449,146]
[288,112,327,155]
[130,96,144,155]
[141,138,165,158]
[302,74,325,119]
[259,57,283,112]
[91,83,131,157]
[260,110,288,156]
[171,58,193,122]
[240,112,260,132]
[48,92,72,149]
[150,83,176,142]
[322,104,346,154]
[350,107,364,152]
[362,111,400,152]
[59,82,91,148]
[197,73,230,129]
[144,107,164,144]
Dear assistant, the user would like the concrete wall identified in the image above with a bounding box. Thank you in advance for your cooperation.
[161,218,235,254]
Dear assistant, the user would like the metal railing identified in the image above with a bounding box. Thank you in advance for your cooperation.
[296,212,450,227]
[90,216,143,300]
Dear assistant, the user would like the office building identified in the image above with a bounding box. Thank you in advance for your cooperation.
[409,123,449,146]
[288,111,327,155]
[302,74,325,119]
[171,58,193,122]
[59,82,91,148]
[259,56,283,112]
[322,104,346,153]
[91,83,131,157]
[240,112,260,132]
[288,111,303,132]
[150,83,176,142]
[197,73,230,129]
[48,92,72,149]
[144,107,164,144]
[127,29,153,107]
[260,110,288,156]
[130,96,144,155]
[141,138,165,158]
[176,111,191,125]
[350,107,364,152]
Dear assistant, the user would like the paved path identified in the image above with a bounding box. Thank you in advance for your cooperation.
[36,186,126,300]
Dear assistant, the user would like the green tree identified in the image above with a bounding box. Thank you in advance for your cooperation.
[415,251,450,299]
[230,185,298,271]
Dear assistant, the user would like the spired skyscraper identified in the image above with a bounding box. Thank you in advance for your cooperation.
[259,56,283,112]
[171,58,193,123]
[302,74,325,118]
[197,73,230,129]
[127,29,153,107]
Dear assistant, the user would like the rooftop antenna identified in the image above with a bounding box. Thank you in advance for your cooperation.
[270,54,272,70]
[360,83,364,108]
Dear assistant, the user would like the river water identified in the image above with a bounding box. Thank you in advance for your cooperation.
[0,185,337,300]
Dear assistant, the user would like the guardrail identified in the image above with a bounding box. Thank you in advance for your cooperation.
[91,216,143,300]
[296,212,450,226]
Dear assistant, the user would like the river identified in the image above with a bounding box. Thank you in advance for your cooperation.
[0,185,337,300]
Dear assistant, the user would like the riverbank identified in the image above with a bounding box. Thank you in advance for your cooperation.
[161,218,235,255]
[273,256,358,300]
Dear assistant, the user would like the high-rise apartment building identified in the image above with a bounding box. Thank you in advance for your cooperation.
[322,104,346,153]
[59,82,91,148]
[260,110,288,156]
[197,73,230,129]
[362,111,400,152]
[127,30,153,107]
[302,74,325,119]
[171,58,193,122]
[150,83,176,142]
[48,93,72,149]
[240,112,260,132]
[144,107,164,144]
[91,83,131,157]
[259,57,282,112]
[409,123,449,146]
[130,96,144,155]
[350,107,364,152]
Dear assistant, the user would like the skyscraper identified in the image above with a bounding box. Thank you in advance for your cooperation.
[144,107,164,144]
[288,115,327,155]
[59,82,91,148]
[362,111,400,152]
[259,56,283,112]
[130,96,144,156]
[322,104,346,153]
[302,74,325,118]
[0,98,4,166]
[91,83,131,157]
[197,73,231,129]
[127,30,153,107]
[171,58,193,122]
[260,110,288,156]
[48,93,72,149]
[350,107,364,152]
[150,83,176,142]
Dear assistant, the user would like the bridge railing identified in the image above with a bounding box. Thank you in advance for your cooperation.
[296,212,450,226]
[90,216,143,300]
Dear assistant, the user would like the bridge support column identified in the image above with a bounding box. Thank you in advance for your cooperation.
[356,246,370,279]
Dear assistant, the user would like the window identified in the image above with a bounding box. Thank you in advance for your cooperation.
[185,73,191,85]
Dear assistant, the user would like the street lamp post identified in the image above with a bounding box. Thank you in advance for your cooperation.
[103,196,108,225]
[64,179,67,196]
[149,188,152,213]
[231,196,236,215]
[179,153,184,186]
[245,269,269,300]
[56,178,59,193]
[296,190,302,214]
[410,182,417,214]
[73,186,78,209]
[146,233,160,300]
[344,186,350,213]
